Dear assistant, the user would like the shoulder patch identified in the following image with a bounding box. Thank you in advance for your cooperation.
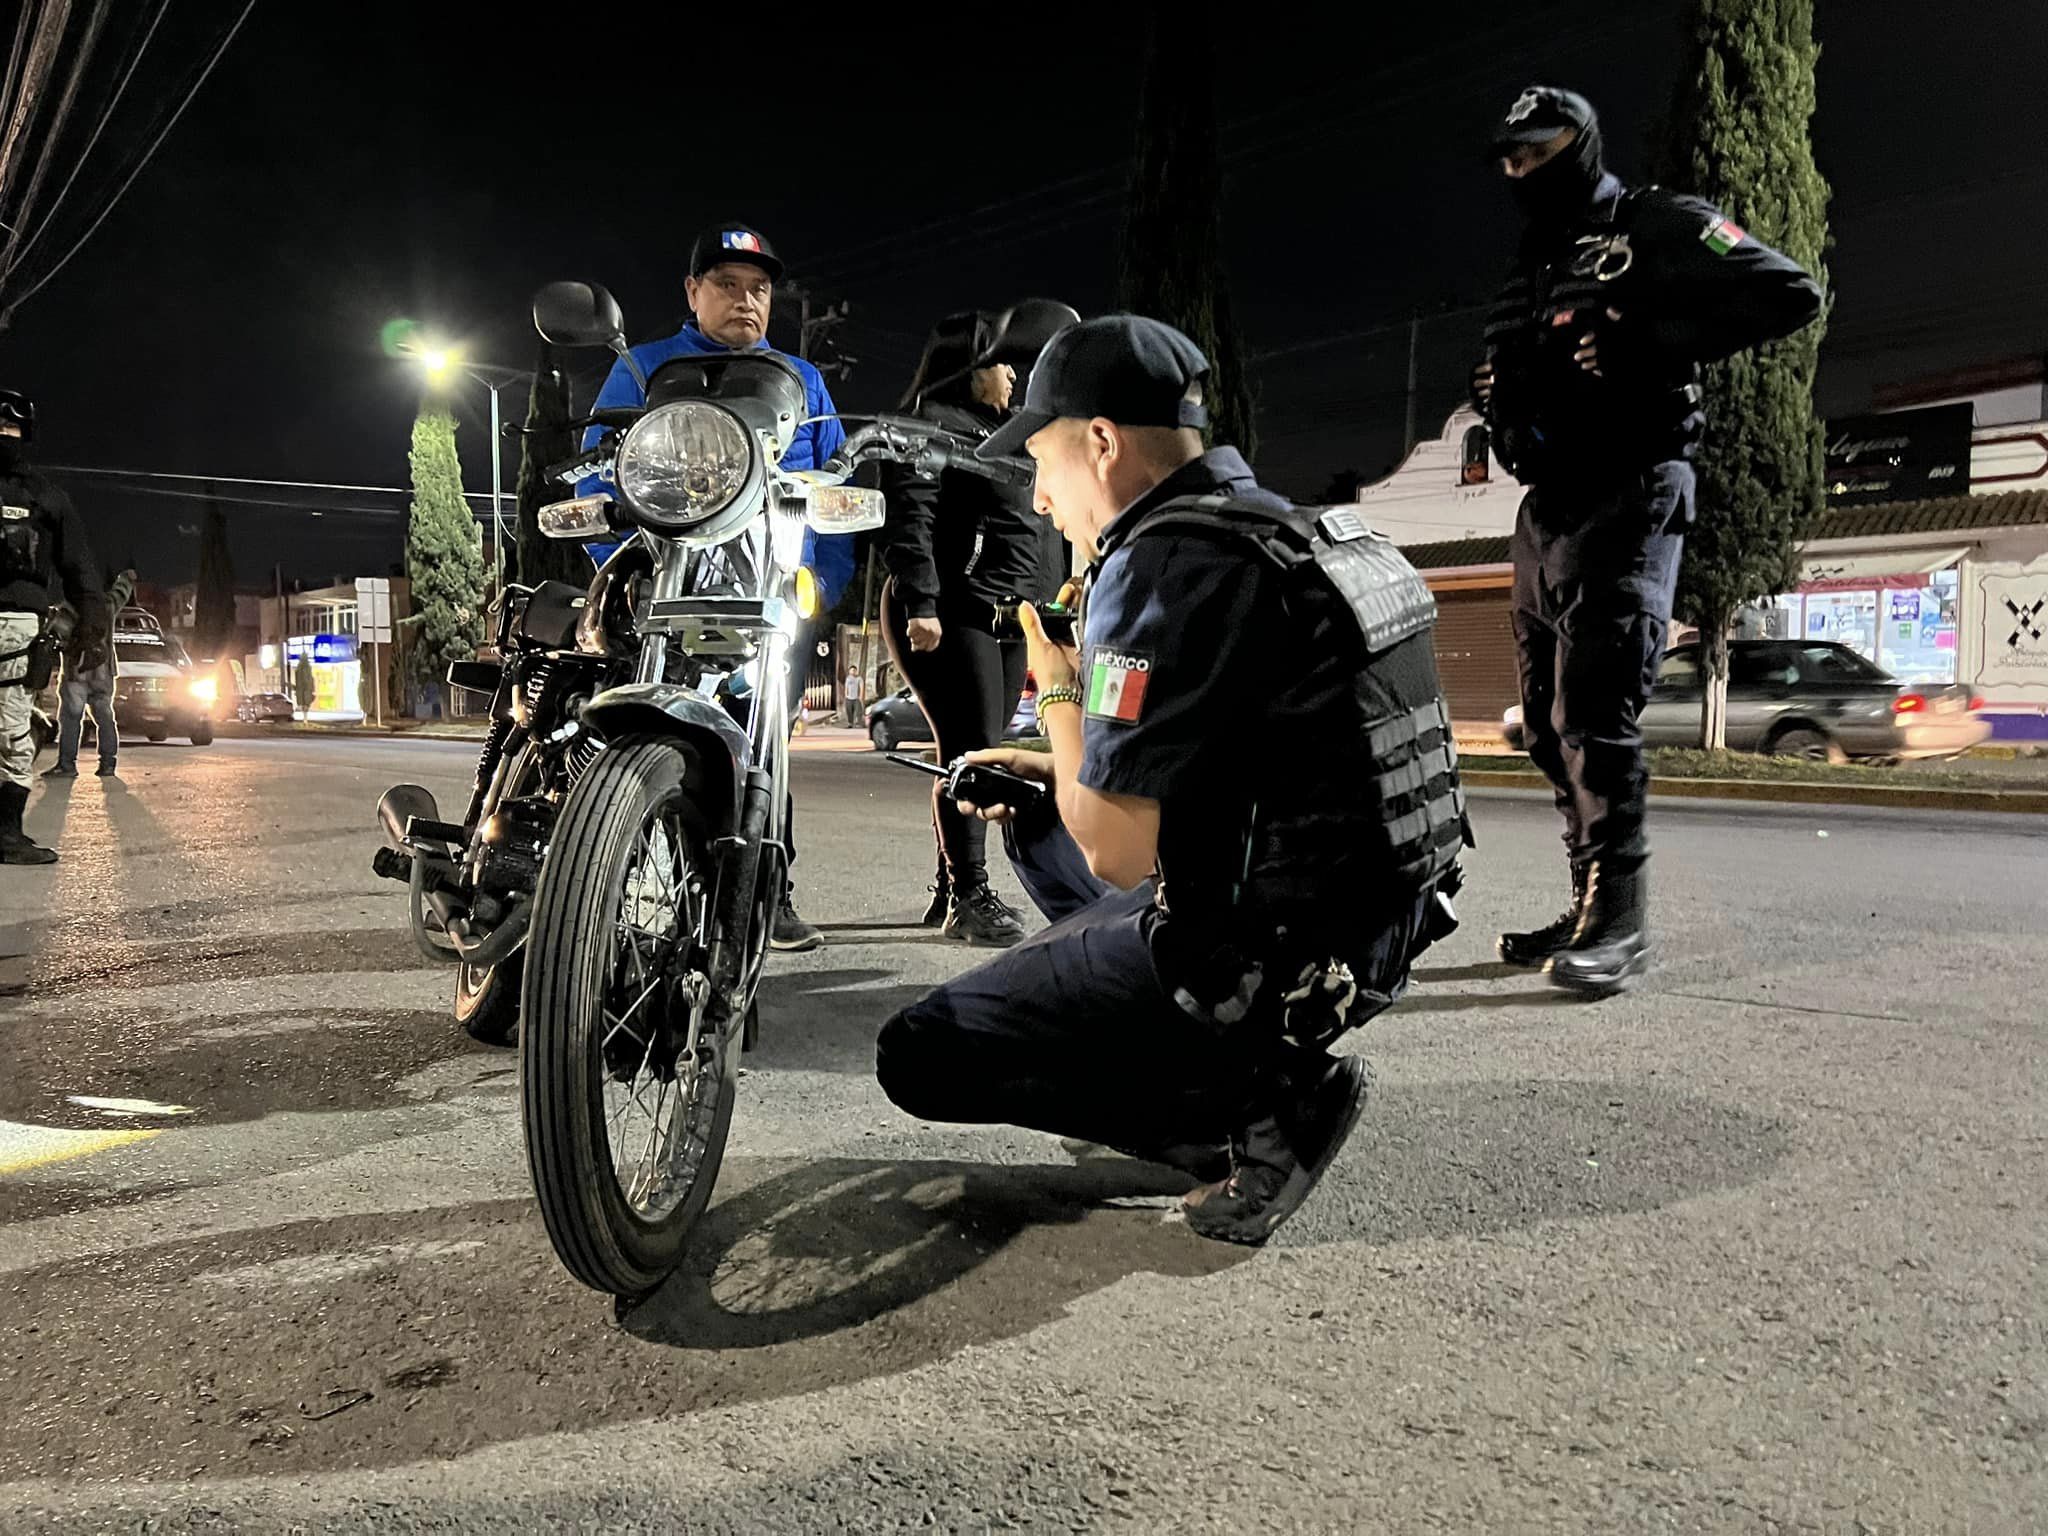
[0,504,29,521]
[1085,647,1152,724]
[1701,216,1746,255]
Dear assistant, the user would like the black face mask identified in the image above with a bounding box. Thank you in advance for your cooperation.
[0,437,25,475]
[1509,120,1607,226]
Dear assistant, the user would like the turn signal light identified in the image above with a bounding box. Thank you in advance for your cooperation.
[1893,693,1927,714]
[791,565,821,621]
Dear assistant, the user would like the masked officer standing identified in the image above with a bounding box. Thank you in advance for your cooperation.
[1471,86,1821,996]
[875,317,1467,1244]
[0,390,107,864]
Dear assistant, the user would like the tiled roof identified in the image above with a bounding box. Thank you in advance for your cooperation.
[1403,535,1512,570]
[1805,490,2048,540]
[1400,490,2048,571]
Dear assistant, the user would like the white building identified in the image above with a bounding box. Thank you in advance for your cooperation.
[1367,371,2048,741]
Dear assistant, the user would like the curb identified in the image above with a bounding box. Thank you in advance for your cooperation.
[1459,769,2048,816]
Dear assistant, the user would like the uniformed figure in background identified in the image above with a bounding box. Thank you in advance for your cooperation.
[1471,86,1822,996]
[0,390,108,864]
[876,317,1467,1245]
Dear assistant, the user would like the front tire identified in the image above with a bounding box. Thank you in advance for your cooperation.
[191,725,214,747]
[870,719,895,752]
[520,738,736,1299]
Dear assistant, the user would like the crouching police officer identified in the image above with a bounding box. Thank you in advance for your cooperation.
[1471,86,1822,996]
[0,389,107,864]
[875,317,1468,1244]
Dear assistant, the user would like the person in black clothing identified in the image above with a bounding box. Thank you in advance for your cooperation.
[879,310,1070,947]
[1471,85,1822,996]
[0,389,107,864]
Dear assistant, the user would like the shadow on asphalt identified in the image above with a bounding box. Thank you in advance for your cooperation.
[0,1156,1241,1481]
[0,926,482,1128]
[749,967,925,1074]
[1411,961,1526,984]
[1392,988,1585,1013]
[0,1073,1788,1479]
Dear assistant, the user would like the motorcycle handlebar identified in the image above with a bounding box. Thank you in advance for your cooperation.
[824,418,1034,490]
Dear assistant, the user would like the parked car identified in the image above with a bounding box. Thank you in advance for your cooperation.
[1502,639,1989,762]
[109,608,216,746]
[237,691,297,724]
[866,687,1041,752]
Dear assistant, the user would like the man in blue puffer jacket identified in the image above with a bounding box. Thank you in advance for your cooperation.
[582,221,853,952]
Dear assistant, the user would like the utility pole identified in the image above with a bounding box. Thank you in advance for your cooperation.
[1403,311,1422,455]
[788,281,851,378]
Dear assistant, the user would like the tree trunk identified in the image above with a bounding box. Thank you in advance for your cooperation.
[1699,618,1731,752]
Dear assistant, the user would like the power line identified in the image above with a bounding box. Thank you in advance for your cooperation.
[2,0,172,275]
[47,463,504,502]
[0,0,258,323]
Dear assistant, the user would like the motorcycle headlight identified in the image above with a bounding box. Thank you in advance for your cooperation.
[615,401,759,537]
[189,677,218,704]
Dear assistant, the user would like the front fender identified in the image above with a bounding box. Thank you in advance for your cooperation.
[580,682,751,827]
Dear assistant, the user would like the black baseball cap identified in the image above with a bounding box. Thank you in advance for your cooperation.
[1488,85,1596,154]
[688,222,784,282]
[978,314,1209,459]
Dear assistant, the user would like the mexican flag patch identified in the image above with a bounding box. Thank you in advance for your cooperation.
[1701,216,1746,255]
[1085,649,1152,723]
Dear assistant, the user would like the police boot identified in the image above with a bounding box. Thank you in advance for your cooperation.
[942,867,1025,949]
[0,783,56,865]
[1183,1051,1371,1246]
[1497,862,1589,968]
[1548,861,1649,998]
[921,859,951,927]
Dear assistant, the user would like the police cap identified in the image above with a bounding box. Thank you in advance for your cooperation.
[978,314,1209,459]
[1488,85,1597,155]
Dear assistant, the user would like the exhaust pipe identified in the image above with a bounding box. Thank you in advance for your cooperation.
[378,784,442,849]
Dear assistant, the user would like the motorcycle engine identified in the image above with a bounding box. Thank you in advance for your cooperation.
[475,794,553,899]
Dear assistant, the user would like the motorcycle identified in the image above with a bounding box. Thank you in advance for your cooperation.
[372,580,631,1044]
[375,280,1073,1298]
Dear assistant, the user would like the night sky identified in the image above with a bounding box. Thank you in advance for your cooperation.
[5,0,2046,591]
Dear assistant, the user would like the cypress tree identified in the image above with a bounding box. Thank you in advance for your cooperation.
[404,407,486,696]
[194,484,236,657]
[1664,0,1831,747]
[1116,4,1257,460]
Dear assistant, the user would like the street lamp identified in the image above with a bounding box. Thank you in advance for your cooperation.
[397,337,530,601]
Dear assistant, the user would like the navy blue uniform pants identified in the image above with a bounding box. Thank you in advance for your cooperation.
[875,811,1260,1153]
[1510,462,1692,869]
[875,810,1441,1151]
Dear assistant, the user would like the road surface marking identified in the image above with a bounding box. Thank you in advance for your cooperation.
[0,1118,161,1176]
[66,1096,196,1117]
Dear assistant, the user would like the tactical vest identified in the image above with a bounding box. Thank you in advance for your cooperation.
[1127,493,1468,945]
[1483,190,1704,481]
[0,503,41,588]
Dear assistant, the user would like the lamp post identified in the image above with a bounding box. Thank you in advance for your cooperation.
[408,344,531,599]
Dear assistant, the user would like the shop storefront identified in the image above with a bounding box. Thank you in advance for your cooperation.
[1764,553,1965,686]
[282,632,364,723]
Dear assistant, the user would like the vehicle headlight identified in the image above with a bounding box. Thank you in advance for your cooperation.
[615,401,758,536]
[189,677,218,703]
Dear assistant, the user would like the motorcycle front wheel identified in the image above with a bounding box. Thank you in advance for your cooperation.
[520,738,737,1299]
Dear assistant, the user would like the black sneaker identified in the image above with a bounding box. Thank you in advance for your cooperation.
[1060,1137,1233,1185]
[770,900,824,953]
[41,764,77,780]
[943,881,1026,948]
[96,762,118,778]
[1182,1055,1370,1245]
[921,866,950,927]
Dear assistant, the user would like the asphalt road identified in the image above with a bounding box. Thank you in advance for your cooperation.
[1,737,2042,1533]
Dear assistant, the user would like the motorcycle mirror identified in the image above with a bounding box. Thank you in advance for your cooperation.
[532,281,627,350]
[973,298,1081,371]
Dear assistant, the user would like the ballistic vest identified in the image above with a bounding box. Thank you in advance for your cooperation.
[1131,494,1468,952]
